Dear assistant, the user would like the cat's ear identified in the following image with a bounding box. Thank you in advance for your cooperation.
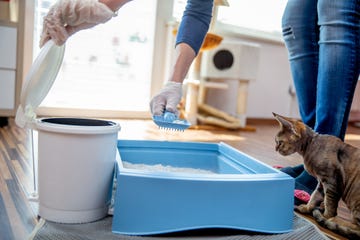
[272,112,301,137]
[273,112,292,130]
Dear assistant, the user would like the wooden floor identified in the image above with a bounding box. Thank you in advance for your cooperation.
[1,117,359,240]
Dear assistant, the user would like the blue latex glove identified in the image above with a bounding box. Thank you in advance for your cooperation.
[150,82,182,116]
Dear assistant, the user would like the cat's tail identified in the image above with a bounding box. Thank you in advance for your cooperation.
[313,208,360,240]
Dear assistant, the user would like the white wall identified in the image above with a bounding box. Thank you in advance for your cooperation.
[246,39,299,118]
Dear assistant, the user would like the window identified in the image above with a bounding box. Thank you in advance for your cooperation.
[33,0,161,117]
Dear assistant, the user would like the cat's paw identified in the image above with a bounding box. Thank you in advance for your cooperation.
[295,204,313,214]
[313,208,332,226]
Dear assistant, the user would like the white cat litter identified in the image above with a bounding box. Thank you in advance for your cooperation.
[122,161,216,174]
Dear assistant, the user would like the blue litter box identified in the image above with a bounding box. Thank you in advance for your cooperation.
[112,140,294,235]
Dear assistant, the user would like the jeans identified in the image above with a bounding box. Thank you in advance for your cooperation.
[282,0,360,140]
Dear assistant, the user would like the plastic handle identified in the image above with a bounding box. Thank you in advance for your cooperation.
[163,111,176,122]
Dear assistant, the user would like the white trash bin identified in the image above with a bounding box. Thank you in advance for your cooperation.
[36,117,120,223]
[15,41,121,223]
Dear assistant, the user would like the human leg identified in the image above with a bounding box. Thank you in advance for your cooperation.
[282,0,319,128]
[281,0,319,200]
[315,0,360,140]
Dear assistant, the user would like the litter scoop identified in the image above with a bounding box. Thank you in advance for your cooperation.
[153,111,191,131]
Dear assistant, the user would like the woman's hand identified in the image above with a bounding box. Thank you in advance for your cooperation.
[39,0,115,47]
[150,82,183,116]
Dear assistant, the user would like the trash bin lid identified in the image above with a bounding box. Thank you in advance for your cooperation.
[15,40,65,129]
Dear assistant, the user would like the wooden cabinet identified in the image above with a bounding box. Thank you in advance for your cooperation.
[0,1,33,117]
[0,69,16,110]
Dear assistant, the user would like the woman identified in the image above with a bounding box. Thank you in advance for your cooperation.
[281,0,360,205]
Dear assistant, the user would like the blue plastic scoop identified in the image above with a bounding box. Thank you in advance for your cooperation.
[152,111,191,131]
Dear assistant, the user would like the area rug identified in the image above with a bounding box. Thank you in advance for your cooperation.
[28,213,329,240]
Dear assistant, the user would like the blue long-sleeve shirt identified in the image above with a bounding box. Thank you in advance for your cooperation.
[176,0,213,55]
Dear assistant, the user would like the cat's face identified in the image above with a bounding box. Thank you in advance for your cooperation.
[275,131,298,156]
[273,113,304,156]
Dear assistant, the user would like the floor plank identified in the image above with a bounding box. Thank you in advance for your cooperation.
[0,193,15,240]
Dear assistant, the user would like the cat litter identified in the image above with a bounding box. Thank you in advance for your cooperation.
[122,161,216,174]
[112,140,294,235]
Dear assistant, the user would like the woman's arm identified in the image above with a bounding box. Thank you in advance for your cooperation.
[176,0,213,56]
[149,0,213,115]
[169,0,213,84]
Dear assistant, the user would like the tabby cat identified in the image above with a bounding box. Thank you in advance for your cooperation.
[273,112,360,239]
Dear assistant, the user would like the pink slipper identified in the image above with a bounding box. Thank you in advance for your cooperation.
[273,165,284,169]
[294,189,311,203]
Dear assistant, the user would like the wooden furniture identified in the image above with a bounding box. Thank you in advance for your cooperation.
[0,1,33,120]
[0,22,17,116]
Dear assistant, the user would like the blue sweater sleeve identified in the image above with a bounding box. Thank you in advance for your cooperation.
[176,0,213,55]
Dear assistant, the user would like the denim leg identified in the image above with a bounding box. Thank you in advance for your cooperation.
[316,0,360,140]
[282,0,360,140]
[281,1,319,197]
[282,0,319,129]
